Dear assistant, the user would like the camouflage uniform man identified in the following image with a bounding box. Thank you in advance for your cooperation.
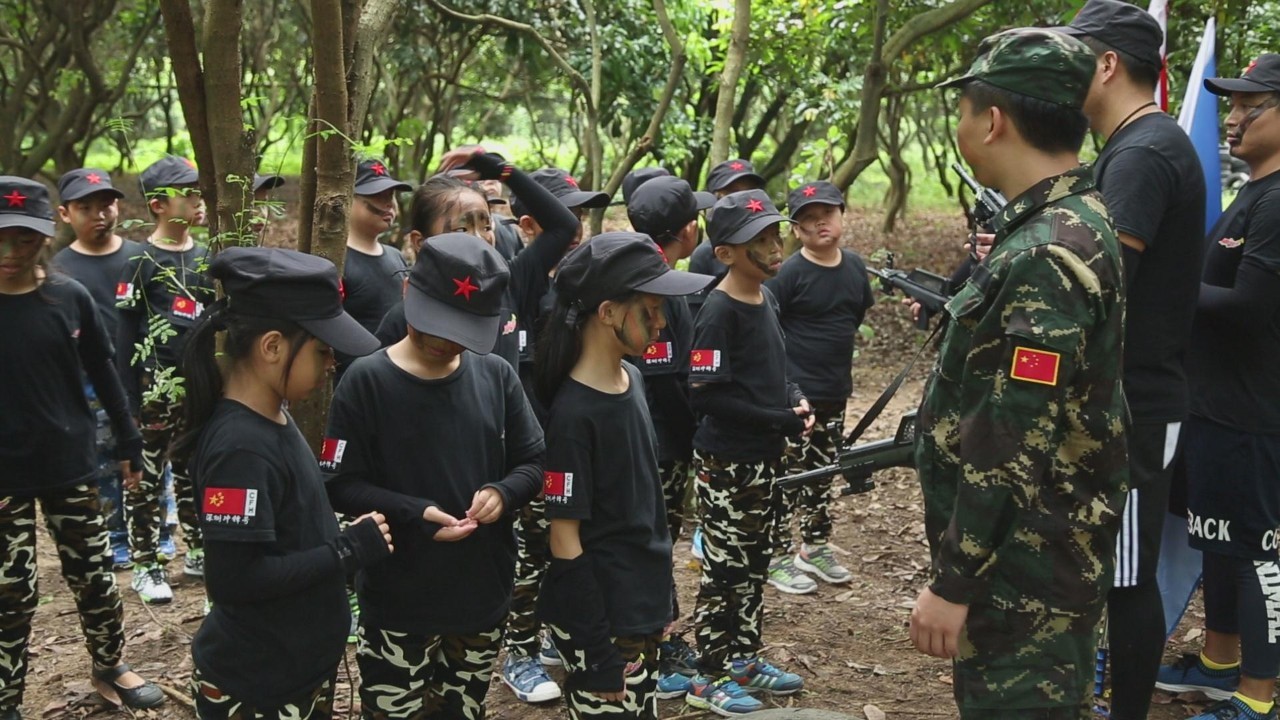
[909,29,1129,719]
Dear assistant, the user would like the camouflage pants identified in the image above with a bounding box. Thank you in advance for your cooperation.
[545,626,659,720]
[0,484,125,710]
[770,402,844,556]
[952,603,1098,718]
[191,665,335,719]
[356,623,501,719]
[659,459,693,621]
[503,498,548,658]
[692,450,778,673]
[127,390,200,565]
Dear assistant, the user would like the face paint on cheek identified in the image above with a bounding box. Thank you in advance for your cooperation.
[747,244,777,277]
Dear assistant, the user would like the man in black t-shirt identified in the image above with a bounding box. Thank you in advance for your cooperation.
[1056,4,1207,718]
[53,169,145,571]
[1155,55,1280,720]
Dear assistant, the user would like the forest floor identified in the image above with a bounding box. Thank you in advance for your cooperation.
[27,206,1218,719]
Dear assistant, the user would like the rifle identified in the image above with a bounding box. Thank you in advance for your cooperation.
[951,162,1007,232]
[867,254,954,330]
[776,410,919,495]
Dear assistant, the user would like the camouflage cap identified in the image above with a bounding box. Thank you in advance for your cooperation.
[940,27,1097,109]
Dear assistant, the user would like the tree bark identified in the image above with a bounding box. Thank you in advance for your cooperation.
[708,0,750,168]
[201,0,253,242]
[158,0,216,207]
[348,0,400,143]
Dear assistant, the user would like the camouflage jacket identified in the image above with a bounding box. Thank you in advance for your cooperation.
[915,166,1129,614]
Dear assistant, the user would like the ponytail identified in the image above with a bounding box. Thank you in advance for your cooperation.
[170,300,308,463]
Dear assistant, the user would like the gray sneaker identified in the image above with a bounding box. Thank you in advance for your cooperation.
[183,548,205,578]
[131,565,173,604]
[767,555,817,595]
[793,544,852,584]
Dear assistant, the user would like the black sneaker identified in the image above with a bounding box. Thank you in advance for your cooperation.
[659,635,700,677]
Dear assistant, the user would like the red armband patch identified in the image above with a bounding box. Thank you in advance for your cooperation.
[171,296,201,320]
[319,437,347,472]
[643,341,672,365]
[1010,346,1061,386]
[115,282,133,300]
[543,471,574,505]
[690,349,721,372]
[203,487,258,525]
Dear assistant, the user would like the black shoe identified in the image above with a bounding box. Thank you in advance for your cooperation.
[92,663,166,709]
[0,707,22,720]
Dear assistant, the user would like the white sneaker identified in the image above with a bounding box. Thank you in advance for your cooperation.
[131,565,173,604]
[183,548,204,578]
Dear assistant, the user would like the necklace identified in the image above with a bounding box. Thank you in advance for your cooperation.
[1109,101,1157,140]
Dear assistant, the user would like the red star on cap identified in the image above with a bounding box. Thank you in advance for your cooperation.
[564,175,578,188]
[729,162,745,171]
[802,185,816,197]
[453,275,480,300]
[745,198,764,212]
[371,162,387,176]
[4,190,26,208]
[1246,58,1259,75]
[183,158,196,169]
[85,173,102,185]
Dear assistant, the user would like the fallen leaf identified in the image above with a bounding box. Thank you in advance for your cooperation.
[864,704,886,720]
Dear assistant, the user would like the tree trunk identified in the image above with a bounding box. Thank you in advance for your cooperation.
[202,0,253,243]
[158,0,217,210]
[708,0,750,168]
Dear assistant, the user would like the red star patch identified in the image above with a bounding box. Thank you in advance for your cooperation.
[453,275,479,300]
[745,198,765,212]
[183,158,196,169]
[564,175,578,188]
[371,162,387,176]
[1246,58,1259,75]
[4,190,26,208]
[85,173,102,185]
[729,162,745,171]
[802,185,816,197]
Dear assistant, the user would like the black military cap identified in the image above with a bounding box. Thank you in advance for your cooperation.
[554,231,714,310]
[708,190,791,247]
[354,159,412,196]
[511,168,610,219]
[140,155,199,197]
[57,168,125,203]
[627,176,715,241]
[1206,54,1280,96]
[1055,0,1163,69]
[404,232,510,354]
[786,181,846,220]
[253,174,285,193]
[0,177,55,236]
[621,167,671,204]
[705,159,765,193]
[211,247,378,357]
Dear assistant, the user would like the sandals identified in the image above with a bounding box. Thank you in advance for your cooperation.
[91,663,166,709]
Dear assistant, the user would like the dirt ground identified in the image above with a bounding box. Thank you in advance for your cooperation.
[26,207,1219,719]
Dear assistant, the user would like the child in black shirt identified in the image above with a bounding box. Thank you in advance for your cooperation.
[685,190,813,714]
[765,181,873,594]
[325,233,545,720]
[534,232,713,720]
[172,246,392,719]
[0,176,164,718]
[116,155,215,604]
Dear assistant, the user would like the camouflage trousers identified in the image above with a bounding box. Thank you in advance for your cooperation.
[0,484,125,710]
[356,623,501,719]
[770,402,844,556]
[952,603,1099,719]
[692,450,779,673]
[659,459,693,621]
[127,390,200,565]
[503,498,548,658]
[545,626,659,720]
[191,665,335,719]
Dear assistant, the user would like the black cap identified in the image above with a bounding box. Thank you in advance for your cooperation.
[705,159,765,193]
[708,190,791,247]
[404,232,510,354]
[1055,0,1163,69]
[253,174,285,193]
[354,159,412,196]
[210,247,378,357]
[0,177,55,236]
[140,155,199,197]
[512,168,610,218]
[627,176,715,241]
[786,181,846,219]
[1206,54,1280,96]
[621,167,671,204]
[57,168,125,203]
[554,231,714,309]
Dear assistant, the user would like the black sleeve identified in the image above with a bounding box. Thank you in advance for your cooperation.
[75,287,142,462]
[1198,189,1280,328]
[507,167,581,309]
[537,554,626,693]
[1098,146,1177,248]
[483,365,546,515]
[1121,243,1142,288]
[648,374,695,444]
[949,256,977,289]
[114,257,147,414]
[787,381,806,408]
[692,382,806,436]
[374,302,407,348]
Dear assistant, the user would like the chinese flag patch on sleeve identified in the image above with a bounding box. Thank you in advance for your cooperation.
[1010,346,1061,386]
[318,437,347,471]
[543,471,574,505]
[643,341,672,364]
[690,349,721,373]
[171,296,201,320]
[115,282,133,300]
[202,487,258,524]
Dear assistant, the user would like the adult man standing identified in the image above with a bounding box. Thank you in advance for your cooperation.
[1156,54,1280,720]
[910,28,1129,718]
[1056,3,1207,718]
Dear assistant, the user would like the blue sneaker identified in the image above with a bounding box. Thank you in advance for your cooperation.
[1188,696,1278,720]
[501,653,561,703]
[657,670,693,699]
[729,657,803,695]
[658,635,700,677]
[111,544,131,570]
[685,675,763,716]
[691,526,705,561]
[1155,653,1239,701]
[538,634,563,667]
[157,536,178,561]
